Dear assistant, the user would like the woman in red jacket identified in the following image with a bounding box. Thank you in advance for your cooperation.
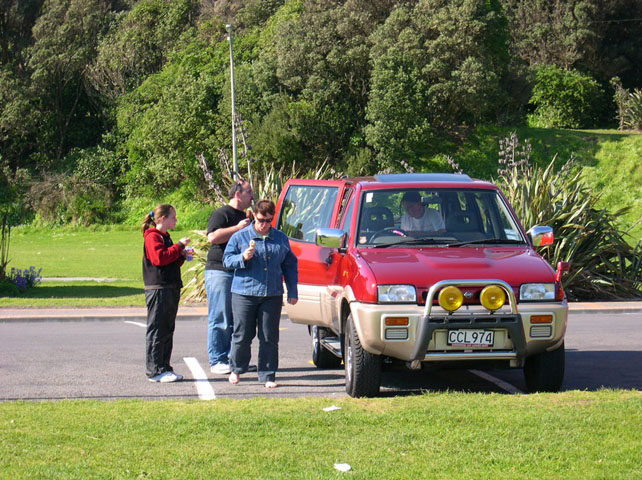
[141,204,191,382]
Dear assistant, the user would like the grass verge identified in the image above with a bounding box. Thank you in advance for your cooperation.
[3,228,195,306]
[1,390,641,479]
[0,280,145,307]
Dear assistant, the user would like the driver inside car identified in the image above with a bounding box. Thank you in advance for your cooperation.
[400,191,445,235]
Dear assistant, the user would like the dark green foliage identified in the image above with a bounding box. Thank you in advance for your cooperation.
[1,0,641,228]
[365,0,510,170]
[87,0,199,105]
[500,0,599,70]
[528,65,603,129]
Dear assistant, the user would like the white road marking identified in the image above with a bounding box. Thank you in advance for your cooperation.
[469,369,524,394]
[183,357,216,400]
[124,321,146,328]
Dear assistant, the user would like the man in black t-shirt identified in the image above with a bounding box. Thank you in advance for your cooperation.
[206,180,254,374]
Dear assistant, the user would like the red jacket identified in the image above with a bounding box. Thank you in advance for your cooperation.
[143,228,185,267]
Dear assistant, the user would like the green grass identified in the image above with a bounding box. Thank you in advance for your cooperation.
[1,390,641,479]
[580,135,642,242]
[1,280,145,306]
[2,227,196,306]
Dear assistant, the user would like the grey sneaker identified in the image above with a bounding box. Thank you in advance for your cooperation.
[210,363,231,375]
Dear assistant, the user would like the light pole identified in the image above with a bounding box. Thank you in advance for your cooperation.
[226,24,238,179]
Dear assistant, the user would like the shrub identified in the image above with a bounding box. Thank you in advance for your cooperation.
[496,133,642,300]
[528,65,602,129]
[27,173,115,226]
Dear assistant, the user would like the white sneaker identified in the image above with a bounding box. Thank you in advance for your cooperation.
[148,371,183,383]
[161,371,183,382]
[210,363,231,375]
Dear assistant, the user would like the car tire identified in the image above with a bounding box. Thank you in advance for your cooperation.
[344,313,382,397]
[311,326,342,368]
[523,342,565,393]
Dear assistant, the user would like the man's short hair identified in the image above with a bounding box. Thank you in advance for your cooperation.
[402,191,422,204]
[228,180,248,199]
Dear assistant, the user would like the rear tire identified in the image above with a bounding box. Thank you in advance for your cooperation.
[523,342,565,393]
[344,313,382,397]
[311,326,342,368]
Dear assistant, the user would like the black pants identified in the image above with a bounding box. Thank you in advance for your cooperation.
[145,288,180,378]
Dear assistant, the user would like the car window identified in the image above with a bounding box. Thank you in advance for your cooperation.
[357,188,524,246]
[279,185,339,242]
[340,193,355,236]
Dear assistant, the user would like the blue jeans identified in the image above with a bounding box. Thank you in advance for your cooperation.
[230,294,283,383]
[205,269,234,366]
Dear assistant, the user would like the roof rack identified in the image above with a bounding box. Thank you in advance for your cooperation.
[374,173,473,183]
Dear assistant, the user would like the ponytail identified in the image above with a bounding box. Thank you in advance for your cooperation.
[141,204,174,233]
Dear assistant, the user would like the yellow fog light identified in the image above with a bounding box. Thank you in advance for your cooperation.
[438,286,464,312]
[480,285,506,311]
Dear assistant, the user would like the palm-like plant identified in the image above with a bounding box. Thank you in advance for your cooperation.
[496,133,642,300]
[623,89,642,131]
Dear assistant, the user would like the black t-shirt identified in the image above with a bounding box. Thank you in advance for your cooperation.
[206,205,247,271]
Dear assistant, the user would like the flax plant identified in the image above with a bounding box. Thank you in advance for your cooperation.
[495,133,642,300]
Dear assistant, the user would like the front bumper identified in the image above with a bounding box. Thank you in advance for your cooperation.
[349,299,567,367]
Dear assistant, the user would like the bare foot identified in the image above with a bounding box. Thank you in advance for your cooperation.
[229,372,240,384]
[265,381,278,389]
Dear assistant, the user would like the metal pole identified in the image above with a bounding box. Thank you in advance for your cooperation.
[226,24,238,180]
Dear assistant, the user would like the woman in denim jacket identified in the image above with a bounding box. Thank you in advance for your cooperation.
[223,199,298,388]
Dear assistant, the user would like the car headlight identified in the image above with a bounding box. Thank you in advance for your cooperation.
[520,283,555,301]
[378,285,416,303]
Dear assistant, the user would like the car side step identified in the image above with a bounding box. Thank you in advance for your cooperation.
[320,337,342,358]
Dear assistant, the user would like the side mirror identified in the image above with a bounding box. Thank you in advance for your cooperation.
[316,228,347,250]
[527,225,554,247]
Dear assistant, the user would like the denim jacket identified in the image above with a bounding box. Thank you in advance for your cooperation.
[223,224,298,299]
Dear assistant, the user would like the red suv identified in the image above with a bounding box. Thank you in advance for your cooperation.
[275,174,568,397]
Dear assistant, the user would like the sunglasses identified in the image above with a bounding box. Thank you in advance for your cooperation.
[255,217,273,224]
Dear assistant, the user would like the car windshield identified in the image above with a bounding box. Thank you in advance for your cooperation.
[357,188,526,247]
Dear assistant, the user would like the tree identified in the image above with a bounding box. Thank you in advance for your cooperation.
[116,36,227,196]
[87,0,199,109]
[247,0,401,172]
[365,0,510,170]
[0,0,44,67]
[500,0,599,70]
[27,0,110,163]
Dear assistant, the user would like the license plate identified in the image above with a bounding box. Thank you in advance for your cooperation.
[447,329,494,347]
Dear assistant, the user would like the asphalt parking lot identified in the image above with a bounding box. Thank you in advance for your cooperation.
[1,304,641,401]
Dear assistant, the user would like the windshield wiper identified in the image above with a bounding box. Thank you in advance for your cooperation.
[445,238,526,247]
[372,236,449,248]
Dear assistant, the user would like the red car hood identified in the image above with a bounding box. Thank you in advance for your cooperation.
[359,246,555,288]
